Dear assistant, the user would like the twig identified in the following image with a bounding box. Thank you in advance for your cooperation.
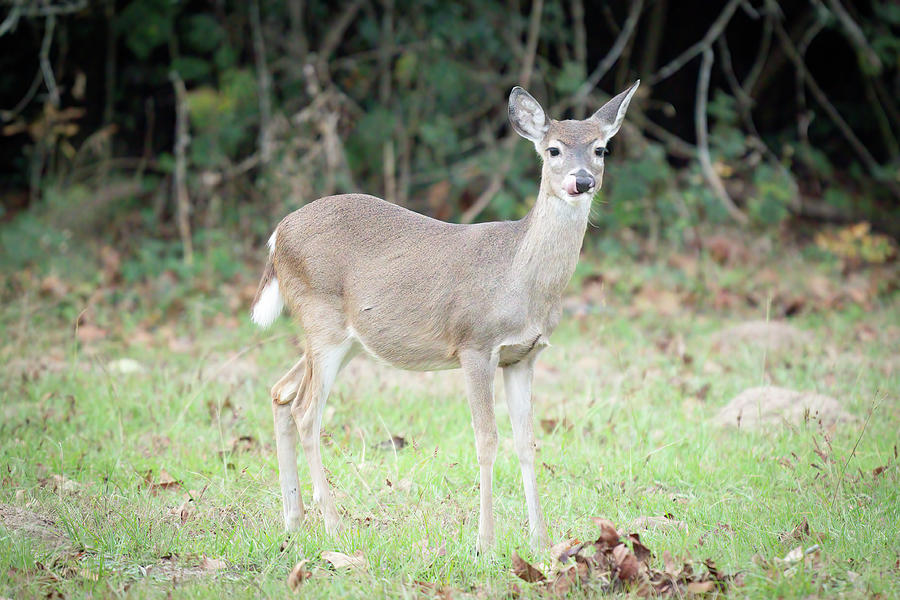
[572,0,643,105]
[570,0,587,118]
[0,0,21,37]
[460,0,543,224]
[250,0,273,164]
[648,0,741,86]
[768,7,900,199]
[103,0,116,125]
[823,0,881,73]
[695,48,747,225]
[717,34,799,208]
[170,71,194,265]
[39,14,59,107]
[743,13,772,94]
[1,69,42,121]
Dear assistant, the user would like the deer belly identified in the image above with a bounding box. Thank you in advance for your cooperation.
[347,326,459,371]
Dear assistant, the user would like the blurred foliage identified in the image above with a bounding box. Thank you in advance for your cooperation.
[0,0,898,276]
[815,222,897,265]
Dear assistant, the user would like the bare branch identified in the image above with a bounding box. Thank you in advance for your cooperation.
[743,13,772,94]
[461,0,543,224]
[768,6,899,199]
[570,0,587,117]
[39,13,59,107]
[0,1,21,36]
[695,48,747,225]
[823,0,881,73]
[250,0,273,164]
[572,0,643,104]
[648,0,741,86]
[170,71,194,265]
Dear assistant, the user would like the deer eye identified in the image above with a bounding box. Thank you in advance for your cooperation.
[548,147,560,157]
[595,147,609,157]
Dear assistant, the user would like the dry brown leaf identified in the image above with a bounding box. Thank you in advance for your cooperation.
[375,435,406,451]
[612,543,639,581]
[777,517,809,544]
[39,275,69,298]
[511,551,546,583]
[549,538,581,563]
[76,324,107,343]
[686,580,714,594]
[591,517,621,547]
[287,560,311,590]
[662,550,681,577]
[199,556,227,571]
[630,515,688,533]
[322,550,367,570]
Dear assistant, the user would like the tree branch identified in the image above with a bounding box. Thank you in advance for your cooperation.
[572,0,643,104]
[250,0,273,164]
[768,5,900,199]
[460,0,543,224]
[648,0,740,86]
[695,47,747,225]
[170,71,194,265]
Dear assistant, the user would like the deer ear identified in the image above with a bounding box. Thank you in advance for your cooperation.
[591,79,640,140]
[508,87,550,143]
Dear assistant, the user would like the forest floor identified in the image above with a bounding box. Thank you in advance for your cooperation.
[1,227,898,599]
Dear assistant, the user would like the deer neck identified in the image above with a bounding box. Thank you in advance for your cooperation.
[511,179,591,306]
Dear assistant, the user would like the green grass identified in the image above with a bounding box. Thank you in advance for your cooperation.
[1,256,898,598]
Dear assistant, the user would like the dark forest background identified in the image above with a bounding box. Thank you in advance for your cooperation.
[1,0,898,278]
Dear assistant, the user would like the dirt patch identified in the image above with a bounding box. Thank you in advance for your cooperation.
[711,321,812,352]
[713,386,854,430]
[0,503,72,549]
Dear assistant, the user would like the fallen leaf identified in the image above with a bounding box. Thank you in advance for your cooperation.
[549,538,581,563]
[777,517,809,544]
[199,557,227,571]
[287,560,311,590]
[511,551,546,583]
[612,543,639,580]
[375,435,406,451]
[686,580,714,593]
[591,517,621,547]
[147,469,181,495]
[627,533,652,563]
[321,550,367,570]
[630,515,688,533]
[76,324,107,343]
[39,275,69,298]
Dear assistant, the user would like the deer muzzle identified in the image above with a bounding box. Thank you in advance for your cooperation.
[564,170,595,196]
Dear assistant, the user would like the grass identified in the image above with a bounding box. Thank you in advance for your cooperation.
[1,246,898,599]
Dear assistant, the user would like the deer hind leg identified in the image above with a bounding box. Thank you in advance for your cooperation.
[291,338,355,535]
[503,358,549,551]
[272,356,309,530]
[271,355,307,405]
[460,349,499,553]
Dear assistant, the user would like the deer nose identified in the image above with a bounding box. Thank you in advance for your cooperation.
[573,170,595,193]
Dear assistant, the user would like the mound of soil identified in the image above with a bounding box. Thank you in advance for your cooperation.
[713,386,853,430]
[0,503,72,549]
[711,321,811,352]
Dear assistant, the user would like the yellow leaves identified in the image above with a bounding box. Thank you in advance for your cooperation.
[815,221,897,264]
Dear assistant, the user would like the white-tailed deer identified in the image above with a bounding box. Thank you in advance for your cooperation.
[250,81,639,552]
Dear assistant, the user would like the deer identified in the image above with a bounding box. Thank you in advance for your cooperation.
[250,81,640,552]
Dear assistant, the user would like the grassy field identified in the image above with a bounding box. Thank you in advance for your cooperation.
[1,241,898,598]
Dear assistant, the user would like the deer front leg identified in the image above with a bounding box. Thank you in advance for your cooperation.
[503,359,549,551]
[460,350,499,553]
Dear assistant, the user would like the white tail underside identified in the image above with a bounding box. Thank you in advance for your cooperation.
[251,228,284,328]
